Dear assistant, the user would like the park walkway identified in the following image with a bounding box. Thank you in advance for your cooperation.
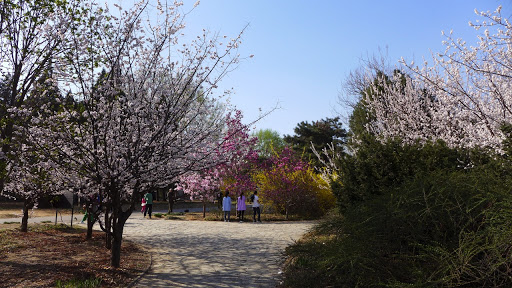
[123,216,315,288]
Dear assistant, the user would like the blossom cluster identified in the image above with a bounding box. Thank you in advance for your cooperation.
[365,6,512,151]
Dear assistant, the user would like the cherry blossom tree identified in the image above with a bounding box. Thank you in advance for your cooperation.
[0,0,78,231]
[178,110,259,217]
[365,6,512,150]
[28,0,246,267]
[3,67,71,232]
[3,143,64,232]
[178,169,220,217]
[217,110,259,194]
[0,0,78,200]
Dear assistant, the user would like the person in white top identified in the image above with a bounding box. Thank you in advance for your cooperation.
[251,191,261,223]
[222,190,232,222]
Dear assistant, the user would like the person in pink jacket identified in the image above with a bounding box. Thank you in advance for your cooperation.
[236,191,247,223]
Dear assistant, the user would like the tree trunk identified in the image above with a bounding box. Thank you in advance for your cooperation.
[86,218,93,239]
[85,201,99,240]
[88,207,96,240]
[21,199,32,232]
[111,220,124,268]
[110,207,131,268]
[203,199,206,218]
[167,190,174,213]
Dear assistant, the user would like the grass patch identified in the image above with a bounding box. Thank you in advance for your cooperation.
[0,229,22,253]
[3,221,18,224]
[149,212,187,220]
[41,220,52,223]
[204,215,219,221]
[280,211,346,288]
[28,223,80,233]
[167,212,185,216]
[176,210,313,222]
[55,277,102,288]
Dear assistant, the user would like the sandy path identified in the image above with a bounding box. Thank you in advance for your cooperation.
[123,216,314,288]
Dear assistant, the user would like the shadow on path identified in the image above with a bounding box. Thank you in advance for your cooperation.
[124,219,315,288]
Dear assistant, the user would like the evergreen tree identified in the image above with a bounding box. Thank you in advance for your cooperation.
[284,117,346,166]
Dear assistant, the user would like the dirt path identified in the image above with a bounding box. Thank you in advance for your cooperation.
[123,216,315,288]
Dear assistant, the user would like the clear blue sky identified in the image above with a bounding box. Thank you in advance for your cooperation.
[180,0,511,137]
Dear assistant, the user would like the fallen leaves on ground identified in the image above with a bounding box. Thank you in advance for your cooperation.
[0,224,150,288]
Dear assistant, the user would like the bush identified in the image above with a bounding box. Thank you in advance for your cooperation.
[283,140,512,287]
[334,138,464,212]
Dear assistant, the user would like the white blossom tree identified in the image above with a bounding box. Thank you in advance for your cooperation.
[365,6,512,151]
[29,0,246,267]
[0,1,83,233]
[3,142,66,232]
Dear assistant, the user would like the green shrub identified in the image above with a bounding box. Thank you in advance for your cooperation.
[283,140,512,287]
[334,139,464,212]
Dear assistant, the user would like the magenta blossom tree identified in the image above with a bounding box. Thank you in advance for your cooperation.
[217,110,259,195]
[179,110,259,216]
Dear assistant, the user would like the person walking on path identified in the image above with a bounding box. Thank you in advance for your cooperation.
[144,191,153,219]
[236,192,247,222]
[222,191,232,222]
[251,191,261,223]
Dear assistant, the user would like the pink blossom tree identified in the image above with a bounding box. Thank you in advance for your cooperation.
[178,110,259,217]
[216,110,259,195]
[28,1,246,268]
[178,169,221,217]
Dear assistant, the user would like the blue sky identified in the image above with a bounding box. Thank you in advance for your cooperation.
[180,0,511,137]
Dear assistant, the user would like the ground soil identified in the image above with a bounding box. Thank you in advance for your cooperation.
[0,201,211,288]
[0,224,150,288]
[0,201,300,287]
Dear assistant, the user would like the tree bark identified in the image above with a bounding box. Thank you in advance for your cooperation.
[20,199,32,232]
[110,207,131,268]
[86,203,93,240]
[203,199,206,218]
[167,190,175,213]
[86,217,93,239]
